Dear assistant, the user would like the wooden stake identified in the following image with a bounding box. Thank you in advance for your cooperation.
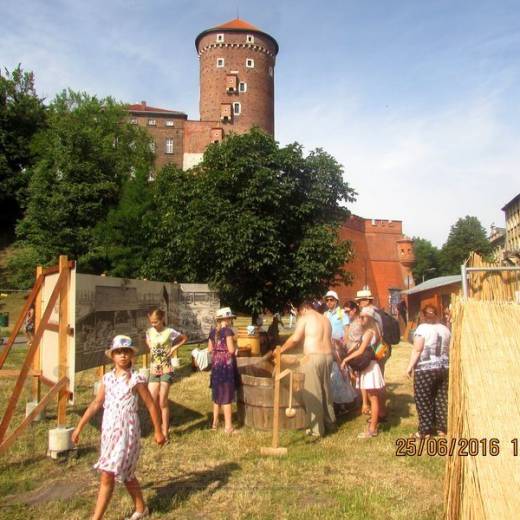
[57,255,69,427]
[32,265,43,402]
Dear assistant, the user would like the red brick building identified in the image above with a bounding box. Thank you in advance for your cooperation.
[334,216,415,312]
[128,18,278,171]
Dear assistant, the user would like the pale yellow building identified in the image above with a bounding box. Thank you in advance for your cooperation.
[503,193,520,254]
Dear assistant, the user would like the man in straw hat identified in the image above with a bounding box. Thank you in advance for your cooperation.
[280,300,336,437]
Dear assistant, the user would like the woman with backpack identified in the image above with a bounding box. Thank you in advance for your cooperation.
[341,306,386,438]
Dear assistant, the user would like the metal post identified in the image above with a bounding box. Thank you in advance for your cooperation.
[461,264,468,299]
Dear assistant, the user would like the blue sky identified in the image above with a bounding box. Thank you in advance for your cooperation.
[3,0,519,246]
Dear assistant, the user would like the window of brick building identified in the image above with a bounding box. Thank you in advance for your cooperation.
[217,58,225,68]
[148,119,157,126]
[246,34,255,44]
[216,33,224,43]
[246,58,254,68]
[165,120,174,127]
[165,138,174,154]
[150,141,156,153]
[233,102,241,116]
[239,82,247,93]
[130,118,138,125]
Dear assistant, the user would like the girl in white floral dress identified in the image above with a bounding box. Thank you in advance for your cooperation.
[72,335,165,520]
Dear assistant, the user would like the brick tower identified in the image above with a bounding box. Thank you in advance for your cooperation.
[195,18,279,136]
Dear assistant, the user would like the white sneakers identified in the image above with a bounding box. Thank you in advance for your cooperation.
[125,507,149,520]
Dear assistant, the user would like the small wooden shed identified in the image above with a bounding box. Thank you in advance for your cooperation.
[402,275,462,322]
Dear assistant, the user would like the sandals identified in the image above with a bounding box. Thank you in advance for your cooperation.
[411,431,431,439]
[361,407,371,416]
[357,430,378,439]
[211,423,218,431]
[224,427,239,435]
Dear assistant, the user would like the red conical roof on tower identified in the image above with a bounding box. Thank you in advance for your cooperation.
[195,17,279,54]
[214,18,261,31]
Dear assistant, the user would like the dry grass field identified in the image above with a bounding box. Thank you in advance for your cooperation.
[0,327,444,519]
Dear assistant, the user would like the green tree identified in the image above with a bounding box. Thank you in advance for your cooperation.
[411,237,441,284]
[81,168,154,277]
[143,129,356,316]
[440,215,492,274]
[13,90,153,285]
[0,65,47,232]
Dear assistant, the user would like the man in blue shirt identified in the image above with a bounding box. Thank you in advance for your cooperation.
[324,290,349,346]
[324,290,356,414]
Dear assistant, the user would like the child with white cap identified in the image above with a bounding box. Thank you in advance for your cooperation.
[72,335,165,520]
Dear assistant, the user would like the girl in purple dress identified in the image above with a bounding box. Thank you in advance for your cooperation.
[208,307,239,433]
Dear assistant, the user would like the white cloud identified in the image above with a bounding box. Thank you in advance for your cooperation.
[276,83,518,247]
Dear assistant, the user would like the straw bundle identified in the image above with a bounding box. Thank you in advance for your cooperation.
[468,253,520,301]
[445,297,520,519]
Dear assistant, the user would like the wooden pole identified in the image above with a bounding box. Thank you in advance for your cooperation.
[0,269,65,442]
[271,346,281,449]
[260,346,288,456]
[32,266,43,402]
[57,255,69,427]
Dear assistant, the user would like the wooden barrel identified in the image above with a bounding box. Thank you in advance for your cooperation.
[236,358,307,431]
[236,327,261,356]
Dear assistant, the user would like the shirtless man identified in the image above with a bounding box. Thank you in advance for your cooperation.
[281,300,336,437]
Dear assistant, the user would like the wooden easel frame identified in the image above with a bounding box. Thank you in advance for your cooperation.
[0,255,74,455]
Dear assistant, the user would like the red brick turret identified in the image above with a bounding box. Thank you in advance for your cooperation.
[195,18,278,136]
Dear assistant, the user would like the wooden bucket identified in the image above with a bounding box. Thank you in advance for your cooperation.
[236,358,307,431]
[236,327,261,356]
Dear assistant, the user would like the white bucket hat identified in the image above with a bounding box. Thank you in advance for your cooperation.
[324,290,339,301]
[105,335,138,359]
[215,307,236,320]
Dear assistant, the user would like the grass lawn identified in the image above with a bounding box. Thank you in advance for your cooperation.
[0,333,444,519]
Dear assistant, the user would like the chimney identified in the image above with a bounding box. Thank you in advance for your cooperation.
[141,100,146,109]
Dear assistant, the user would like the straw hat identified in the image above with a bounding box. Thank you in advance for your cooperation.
[105,335,138,359]
[355,288,374,301]
[324,290,339,301]
[215,307,236,320]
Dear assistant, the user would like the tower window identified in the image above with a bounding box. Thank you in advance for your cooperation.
[246,58,255,68]
[216,33,224,43]
[165,138,174,154]
[246,34,255,44]
[165,120,175,127]
[239,82,247,93]
[217,58,225,68]
[233,102,241,115]
[148,119,157,126]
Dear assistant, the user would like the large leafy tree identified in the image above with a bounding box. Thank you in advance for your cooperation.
[13,90,153,284]
[411,237,441,284]
[440,215,492,274]
[0,65,47,231]
[143,129,356,315]
[81,168,154,277]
